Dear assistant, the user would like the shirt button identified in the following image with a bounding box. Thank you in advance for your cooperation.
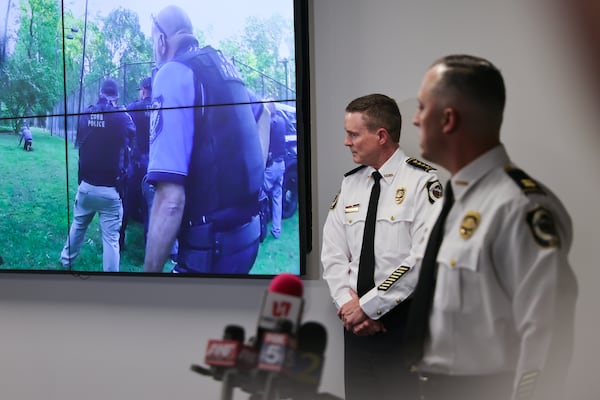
[376,310,382,316]
[348,219,353,223]
[450,259,457,267]
[395,298,401,304]
[390,215,395,221]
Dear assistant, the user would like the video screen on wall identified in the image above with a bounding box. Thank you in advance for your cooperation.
[0,0,310,276]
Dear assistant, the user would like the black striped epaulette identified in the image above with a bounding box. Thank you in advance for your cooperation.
[504,166,545,195]
[344,165,367,177]
[406,158,436,172]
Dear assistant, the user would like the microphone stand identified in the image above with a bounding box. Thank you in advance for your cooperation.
[262,373,280,400]
[220,369,237,400]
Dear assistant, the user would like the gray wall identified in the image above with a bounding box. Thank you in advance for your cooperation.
[1,0,599,399]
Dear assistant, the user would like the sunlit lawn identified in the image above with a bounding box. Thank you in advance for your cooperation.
[0,126,299,275]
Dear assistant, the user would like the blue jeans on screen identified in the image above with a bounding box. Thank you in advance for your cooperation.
[262,159,285,238]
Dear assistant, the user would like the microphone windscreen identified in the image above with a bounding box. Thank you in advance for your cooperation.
[223,325,245,343]
[275,319,294,334]
[297,321,327,354]
[268,273,303,297]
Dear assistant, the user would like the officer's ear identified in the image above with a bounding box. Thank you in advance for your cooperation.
[442,107,460,135]
[158,34,168,56]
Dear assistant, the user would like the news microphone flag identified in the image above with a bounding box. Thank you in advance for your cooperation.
[257,273,304,335]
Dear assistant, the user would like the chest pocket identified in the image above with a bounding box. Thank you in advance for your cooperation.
[344,199,417,260]
[344,191,417,224]
[434,237,482,313]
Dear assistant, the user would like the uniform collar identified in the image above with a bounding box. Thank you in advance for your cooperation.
[450,144,510,201]
[366,147,405,183]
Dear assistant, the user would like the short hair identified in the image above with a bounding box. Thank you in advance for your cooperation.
[153,5,193,38]
[345,93,402,143]
[139,77,152,91]
[100,78,119,101]
[431,55,506,125]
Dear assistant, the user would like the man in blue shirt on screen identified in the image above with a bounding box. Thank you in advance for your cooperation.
[144,5,264,274]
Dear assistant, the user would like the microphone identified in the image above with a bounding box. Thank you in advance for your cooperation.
[257,319,296,372]
[281,321,328,400]
[195,325,245,380]
[191,274,305,399]
[253,274,303,400]
[192,324,261,400]
[256,273,304,349]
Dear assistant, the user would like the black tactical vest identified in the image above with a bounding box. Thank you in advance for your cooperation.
[174,46,264,232]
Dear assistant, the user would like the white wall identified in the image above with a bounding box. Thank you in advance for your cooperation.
[1,0,599,399]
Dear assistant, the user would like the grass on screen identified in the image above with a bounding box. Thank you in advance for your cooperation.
[0,126,299,275]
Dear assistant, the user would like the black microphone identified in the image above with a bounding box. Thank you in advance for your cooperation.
[281,321,328,400]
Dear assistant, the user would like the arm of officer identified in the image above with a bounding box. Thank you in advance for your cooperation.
[499,201,577,400]
[322,188,355,318]
[359,175,441,321]
[144,182,185,272]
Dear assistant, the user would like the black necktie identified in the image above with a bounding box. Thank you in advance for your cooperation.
[404,181,454,364]
[357,170,383,297]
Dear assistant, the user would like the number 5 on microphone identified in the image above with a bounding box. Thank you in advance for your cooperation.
[257,332,295,371]
[260,343,285,367]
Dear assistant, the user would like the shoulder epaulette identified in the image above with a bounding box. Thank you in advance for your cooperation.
[344,165,367,177]
[406,158,436,172]
[504,166,545,195]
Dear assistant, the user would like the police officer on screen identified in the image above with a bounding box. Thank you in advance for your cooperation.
[117,77,152,251]
[126,77,153,239]
[144,5,264,274]
[60,78,136,272]
[262,102,287,239]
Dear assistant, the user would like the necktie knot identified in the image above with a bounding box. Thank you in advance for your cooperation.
[372,170,382,182]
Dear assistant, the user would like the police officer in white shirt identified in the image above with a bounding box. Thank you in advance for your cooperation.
[407,54,578,400]
[322,93,442,400]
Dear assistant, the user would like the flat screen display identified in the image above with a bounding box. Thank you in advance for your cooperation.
[0,0,310,276]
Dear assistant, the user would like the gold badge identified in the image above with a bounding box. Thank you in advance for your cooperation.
[460,211,481,239]
[395,187,406,205]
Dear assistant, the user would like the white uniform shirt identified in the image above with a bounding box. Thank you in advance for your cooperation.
[418,145,577,400]
[322,148,441,319]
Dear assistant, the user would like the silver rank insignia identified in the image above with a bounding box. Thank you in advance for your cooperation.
[526,207,560,248]
[460,211,481,240]
[395,187,406,205]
